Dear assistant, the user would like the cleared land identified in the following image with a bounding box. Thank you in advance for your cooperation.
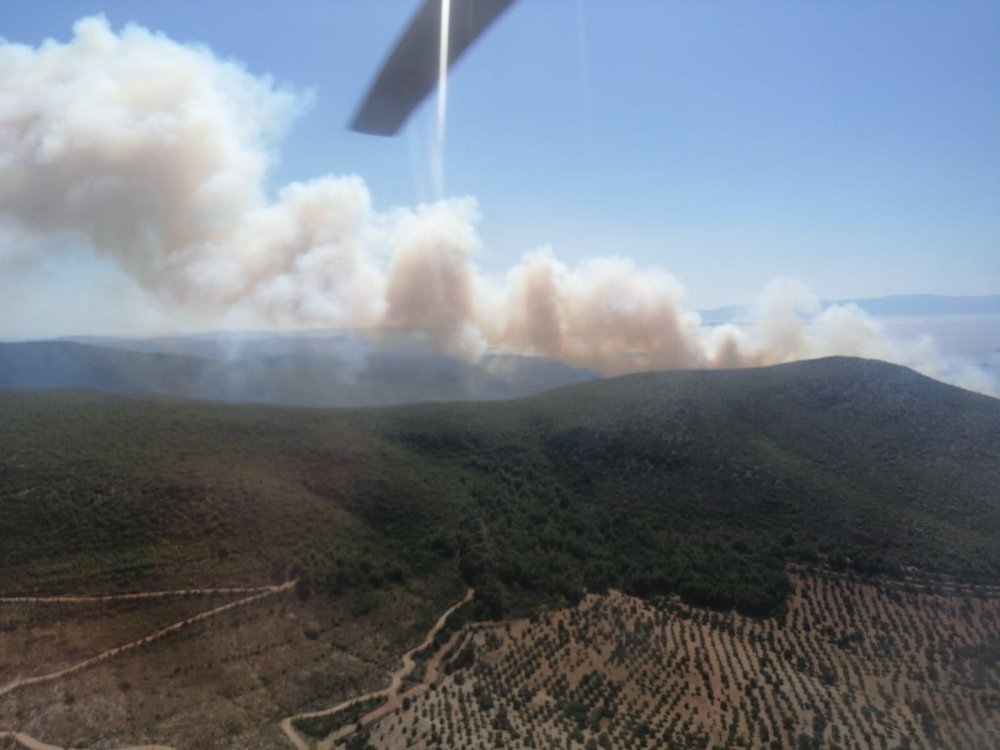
[0,582,294,700]
[282,588,474,750]
[0,580,461,749]
[348,569,1000,750]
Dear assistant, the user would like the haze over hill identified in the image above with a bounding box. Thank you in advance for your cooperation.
[1,289,998,406]
[700,293,1000,323]
[0,334,597,408]
[697,295,1000,396]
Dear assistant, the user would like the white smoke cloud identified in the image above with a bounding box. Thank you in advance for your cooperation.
[705,280,890,368]
[0,17,298,293]
[0,16,995,396]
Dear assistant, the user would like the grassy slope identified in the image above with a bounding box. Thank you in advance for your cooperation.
[1,356,997,617]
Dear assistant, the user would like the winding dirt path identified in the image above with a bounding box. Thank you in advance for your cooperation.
[280,588,474,750]
[0,580,296,700]
[317,622,473,749]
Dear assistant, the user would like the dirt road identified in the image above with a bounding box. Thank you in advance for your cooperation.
[0,585,284,605]
[281,588,474,750]
[0,730,177,750]
[1,582,473,750]
[318,622,471,749]
[0,580,296,699]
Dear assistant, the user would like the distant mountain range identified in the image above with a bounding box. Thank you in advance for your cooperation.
[0,333,598,408]
[700,293,1000,324]
[2,294,996,407]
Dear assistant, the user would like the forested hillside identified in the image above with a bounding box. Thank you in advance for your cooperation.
[2,357,998,619]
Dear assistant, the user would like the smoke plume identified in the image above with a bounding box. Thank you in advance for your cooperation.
[0,17,994,395]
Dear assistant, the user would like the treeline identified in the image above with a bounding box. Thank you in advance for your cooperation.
[282,358,1000,621]
[316,422,794,619]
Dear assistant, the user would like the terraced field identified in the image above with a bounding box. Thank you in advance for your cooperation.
[347,569,1000,750]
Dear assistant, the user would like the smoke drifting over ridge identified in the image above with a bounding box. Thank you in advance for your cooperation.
[0,17,994,394]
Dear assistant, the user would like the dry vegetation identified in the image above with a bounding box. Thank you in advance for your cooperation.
[0,583,459,749]
[347,570,1000,750]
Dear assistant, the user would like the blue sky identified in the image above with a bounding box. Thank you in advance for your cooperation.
[3,0,998,308]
